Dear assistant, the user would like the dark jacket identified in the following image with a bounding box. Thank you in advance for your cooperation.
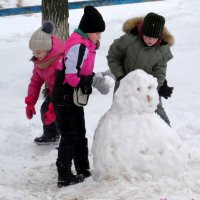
[107,16,174,91]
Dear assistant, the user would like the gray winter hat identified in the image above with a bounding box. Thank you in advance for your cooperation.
[29,21,55,51]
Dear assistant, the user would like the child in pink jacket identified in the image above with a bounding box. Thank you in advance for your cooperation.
[49,6,109,187]
[25,21,65,144]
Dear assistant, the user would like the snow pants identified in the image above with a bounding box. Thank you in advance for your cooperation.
[55,104,90,174]
[155,99,170,126]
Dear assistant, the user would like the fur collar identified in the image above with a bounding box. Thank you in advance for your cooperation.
[122,17,175,46]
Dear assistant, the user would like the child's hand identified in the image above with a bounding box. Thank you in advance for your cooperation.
[26,104,36,119]
[92,72,112,95]
[25,96,36,119]
[44,103,56,125]
[158,80,173,99]
[102,70,116,81]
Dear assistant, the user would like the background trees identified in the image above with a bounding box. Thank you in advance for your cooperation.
[42,0,69,41]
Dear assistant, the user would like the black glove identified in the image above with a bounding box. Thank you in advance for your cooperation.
[158,79,174,99]
[78,75,94,88]
[78,75,94,96]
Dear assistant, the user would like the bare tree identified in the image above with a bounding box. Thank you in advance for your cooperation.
[41,0,69,92]
[16,0,23,7]
[42,0,69,41]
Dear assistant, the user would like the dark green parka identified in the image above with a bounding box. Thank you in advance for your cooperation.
[107,17,174,90]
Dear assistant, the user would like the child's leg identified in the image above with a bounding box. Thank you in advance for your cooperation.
[73,107,91,178]
[34,96,60,144]
[56,105,84,187]
[155,100,171,126]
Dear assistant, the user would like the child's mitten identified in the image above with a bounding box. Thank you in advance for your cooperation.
[25,96,36,119]
[158,80,173,99]
[92,72,110,95]
[44,103,56,125]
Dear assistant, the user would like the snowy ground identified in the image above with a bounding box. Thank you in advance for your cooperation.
[0,0,200,199]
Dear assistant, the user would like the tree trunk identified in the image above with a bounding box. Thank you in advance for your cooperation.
[42,0,69,41]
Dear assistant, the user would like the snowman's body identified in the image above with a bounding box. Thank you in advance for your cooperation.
[92,70,188,180]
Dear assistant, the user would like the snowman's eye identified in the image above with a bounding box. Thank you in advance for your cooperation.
[148,85,153,90]
[137,87,141,92]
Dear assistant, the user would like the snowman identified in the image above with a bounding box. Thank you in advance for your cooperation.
[92,69,189,181]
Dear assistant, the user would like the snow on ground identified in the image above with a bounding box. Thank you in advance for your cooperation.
[0,0,200,199]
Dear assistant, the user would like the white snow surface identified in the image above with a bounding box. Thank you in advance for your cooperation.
[0,0,200,199]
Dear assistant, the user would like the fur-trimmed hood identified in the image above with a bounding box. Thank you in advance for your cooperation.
[122,17,174,46]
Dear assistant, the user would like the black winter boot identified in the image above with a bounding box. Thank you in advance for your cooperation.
[74,138,91,178]
[56,161,84,188]
[37,97,61,145]
[34,135,60,145]
[77,169,91,179]
[57,173,84,188]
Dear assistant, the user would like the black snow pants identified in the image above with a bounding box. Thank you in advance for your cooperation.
[55,104,90,174]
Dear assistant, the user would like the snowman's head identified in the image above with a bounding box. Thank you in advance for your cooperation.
[112,69,159,114]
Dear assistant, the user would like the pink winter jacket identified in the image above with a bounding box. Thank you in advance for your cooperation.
[27,35,65,104]
[63,31,96,87]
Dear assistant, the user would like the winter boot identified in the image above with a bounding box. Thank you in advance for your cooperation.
[57,173,84,188]
[74,137,91,178]
[57,162,84,188]
[76,169,91,179]
[34,134,60,145]
[38,97,61,145]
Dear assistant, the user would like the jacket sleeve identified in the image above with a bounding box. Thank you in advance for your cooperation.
[64,44,92,88]
[27,67,44,104]
[152,46,173,89]
[107,37,126,81]
[152,61,167,89]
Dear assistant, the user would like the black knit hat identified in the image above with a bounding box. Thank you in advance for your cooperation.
[142,12,165,38]
[78,6,105,33]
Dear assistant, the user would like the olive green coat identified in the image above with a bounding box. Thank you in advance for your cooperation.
[107,17,174,90]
